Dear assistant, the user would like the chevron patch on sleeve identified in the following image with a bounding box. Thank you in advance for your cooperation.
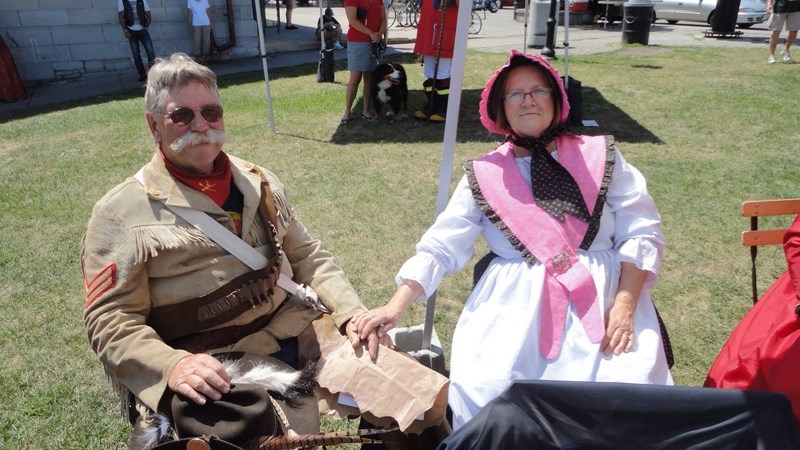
[83,263,117,308]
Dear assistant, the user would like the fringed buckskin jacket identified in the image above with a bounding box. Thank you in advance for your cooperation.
[81,152,365,415]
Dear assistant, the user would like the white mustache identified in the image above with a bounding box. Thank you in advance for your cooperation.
[169,130,229,153]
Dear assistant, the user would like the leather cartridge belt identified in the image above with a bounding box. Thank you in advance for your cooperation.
[166,301,288,354]
[148,264,281,343]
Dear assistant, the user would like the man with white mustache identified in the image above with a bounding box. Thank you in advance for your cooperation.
[80,53,450,449]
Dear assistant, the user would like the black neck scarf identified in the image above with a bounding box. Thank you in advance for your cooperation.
[511,124,591,223]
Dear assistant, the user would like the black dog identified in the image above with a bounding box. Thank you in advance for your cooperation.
[372,62,408,121]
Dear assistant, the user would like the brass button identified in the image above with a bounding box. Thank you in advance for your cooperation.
[147,188,161,197]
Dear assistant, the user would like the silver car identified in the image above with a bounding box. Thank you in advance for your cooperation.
[652,0,768,28]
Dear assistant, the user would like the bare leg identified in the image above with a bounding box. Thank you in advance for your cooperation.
[344,70,363,121]
[769,29,781,56]
[362,70,374,116]
[785,29,798,52]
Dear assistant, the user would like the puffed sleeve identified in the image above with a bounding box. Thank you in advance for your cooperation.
[606,148,665,287]
[396,176,485,301]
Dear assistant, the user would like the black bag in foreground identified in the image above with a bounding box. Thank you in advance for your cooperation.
[437,380,800,450]
[317,48,334,83]
[561,75,583,126]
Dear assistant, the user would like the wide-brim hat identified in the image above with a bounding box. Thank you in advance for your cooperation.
[479,49,571,135]
[165,352,320,447]
[150,436,242,450]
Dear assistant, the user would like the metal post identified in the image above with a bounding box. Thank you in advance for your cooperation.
[541,0,558,59]
[253,0,276,133]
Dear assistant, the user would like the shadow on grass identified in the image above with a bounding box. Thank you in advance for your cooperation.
[326,83,663,146]
[2,52,662,146]
[577,85,662,144]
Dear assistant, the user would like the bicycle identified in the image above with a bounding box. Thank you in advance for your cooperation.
[469,0,498,34]
[469,10,482,34]
[389,0,422,28]
[387,2,398,27]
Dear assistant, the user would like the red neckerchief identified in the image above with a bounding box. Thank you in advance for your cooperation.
[161,150,232,208]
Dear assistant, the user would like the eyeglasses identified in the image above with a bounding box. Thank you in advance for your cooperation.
[503,88,552,104]
[163,105,224,126]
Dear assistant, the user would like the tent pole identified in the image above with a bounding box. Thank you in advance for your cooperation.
[422,0,472,350]
[253,0,276,133]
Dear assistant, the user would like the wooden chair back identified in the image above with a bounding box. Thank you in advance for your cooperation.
[741,199,800,303]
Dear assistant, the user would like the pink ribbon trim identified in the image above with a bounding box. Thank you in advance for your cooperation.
[472,135,608,358]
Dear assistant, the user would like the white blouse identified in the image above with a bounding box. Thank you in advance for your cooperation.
[397,148,673,430]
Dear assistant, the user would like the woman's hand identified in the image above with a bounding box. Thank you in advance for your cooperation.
[347,279,423,360]
[168,353,231,405]
[352,304,404,338]
[601,262,646,356]
[601,301,635,356]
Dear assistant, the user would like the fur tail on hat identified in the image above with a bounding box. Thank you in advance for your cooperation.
[225,359,317,408]
[132,413,178,450]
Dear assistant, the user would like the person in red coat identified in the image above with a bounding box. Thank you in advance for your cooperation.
[413,0,459,122]
[705,212,800,432]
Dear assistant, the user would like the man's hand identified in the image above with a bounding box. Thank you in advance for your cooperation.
[346,317,394,361]
[347,280,421,360]
[168,354,232,405]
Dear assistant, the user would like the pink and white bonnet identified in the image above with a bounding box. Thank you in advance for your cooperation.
[479,50,571,135]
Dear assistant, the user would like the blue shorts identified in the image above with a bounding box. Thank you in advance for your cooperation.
[347,41,378,72]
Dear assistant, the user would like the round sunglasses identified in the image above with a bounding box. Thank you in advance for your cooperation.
[163,105,224,126]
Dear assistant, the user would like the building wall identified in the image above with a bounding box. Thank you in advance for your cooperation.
[0,0,267,84]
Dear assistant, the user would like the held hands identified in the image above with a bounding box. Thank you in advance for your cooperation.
[168,353,232,405]
[349,280,421,360]
[348,305,405,360]
[600,300,635,356]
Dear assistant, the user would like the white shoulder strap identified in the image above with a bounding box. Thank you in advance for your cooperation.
[133,169,329,313]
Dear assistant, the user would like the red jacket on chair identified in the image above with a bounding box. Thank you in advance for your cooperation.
[705,213,800,432]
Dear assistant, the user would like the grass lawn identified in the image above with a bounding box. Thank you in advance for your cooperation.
[1,46,799,448]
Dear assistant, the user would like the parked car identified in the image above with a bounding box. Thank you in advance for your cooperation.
[600,0,767,28]
[653,0,768,28]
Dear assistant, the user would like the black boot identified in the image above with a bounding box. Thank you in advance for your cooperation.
[429,78,450,123]
[414,78,434,120]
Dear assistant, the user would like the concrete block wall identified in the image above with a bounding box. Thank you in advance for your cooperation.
[0,0,268,85]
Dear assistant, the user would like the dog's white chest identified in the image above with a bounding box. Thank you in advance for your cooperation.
[378,69,402,102]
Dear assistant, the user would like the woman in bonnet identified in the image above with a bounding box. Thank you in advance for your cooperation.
[351,50,673,429]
